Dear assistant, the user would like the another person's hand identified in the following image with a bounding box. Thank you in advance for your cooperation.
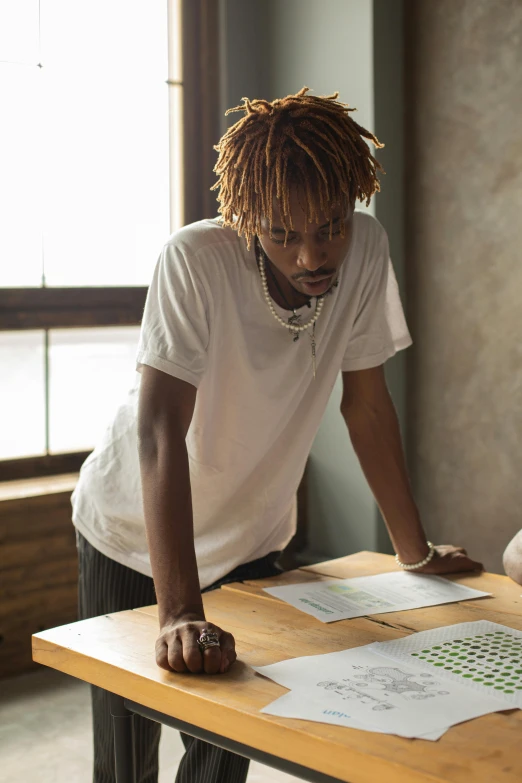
[503,531,522,585]
[414,545,483,575]
[156,615,236,675]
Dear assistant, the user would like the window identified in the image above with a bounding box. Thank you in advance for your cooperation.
[0,0,193,480]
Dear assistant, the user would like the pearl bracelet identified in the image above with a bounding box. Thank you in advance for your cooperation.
[395,542,435,571]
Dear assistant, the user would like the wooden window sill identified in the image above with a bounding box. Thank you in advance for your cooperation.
[0,473,79,503]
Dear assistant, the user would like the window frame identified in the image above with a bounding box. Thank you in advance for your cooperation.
[0,0,221,482]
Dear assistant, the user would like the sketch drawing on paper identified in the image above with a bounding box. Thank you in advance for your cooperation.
[317,666,450,710]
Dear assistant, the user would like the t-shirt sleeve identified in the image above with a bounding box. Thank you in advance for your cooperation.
[341,229,412,372]
[136,242,209,387]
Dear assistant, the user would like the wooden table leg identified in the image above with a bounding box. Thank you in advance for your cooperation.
[110,692,136,783]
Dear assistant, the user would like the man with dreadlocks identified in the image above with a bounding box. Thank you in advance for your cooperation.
[72,88,482,783]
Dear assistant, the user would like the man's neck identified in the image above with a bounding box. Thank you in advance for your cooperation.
[258,245,312,311]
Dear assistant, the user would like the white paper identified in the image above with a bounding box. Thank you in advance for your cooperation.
[263,571,490,623]
[254,645,506,737]
[370,620,522,708]
[261,690,449,741]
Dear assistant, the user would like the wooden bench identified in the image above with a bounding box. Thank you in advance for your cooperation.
[33,552,522,783]
[0,473,78,679]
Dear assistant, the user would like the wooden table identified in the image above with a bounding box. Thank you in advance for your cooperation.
[32,552,522,783]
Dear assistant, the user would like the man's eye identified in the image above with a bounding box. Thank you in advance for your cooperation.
[320,229,342,239]
[272,235,296,245]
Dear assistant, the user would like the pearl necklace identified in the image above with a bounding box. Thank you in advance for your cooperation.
[255,239,326,378]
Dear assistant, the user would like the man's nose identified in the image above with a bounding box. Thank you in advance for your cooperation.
[296,244,327,273]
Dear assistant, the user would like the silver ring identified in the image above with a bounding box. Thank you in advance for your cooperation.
[197,631,220,652]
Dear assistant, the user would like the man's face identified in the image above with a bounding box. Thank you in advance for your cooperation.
[258,188,355,298]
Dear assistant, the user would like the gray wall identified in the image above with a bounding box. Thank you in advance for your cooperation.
[405,0,522,574]
[373,0,406,553]
[218,0,270,131]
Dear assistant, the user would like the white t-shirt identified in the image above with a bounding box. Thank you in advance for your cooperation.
[72,212,412,588]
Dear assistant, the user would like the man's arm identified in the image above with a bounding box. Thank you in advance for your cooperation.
[341,366,482,573]
[138,365,236,674]
[503,531,522,585]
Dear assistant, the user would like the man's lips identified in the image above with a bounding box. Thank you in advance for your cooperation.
[298,274,334,295]
[295,273,333,283]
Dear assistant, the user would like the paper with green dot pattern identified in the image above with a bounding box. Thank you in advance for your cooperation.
[370,621,522,708]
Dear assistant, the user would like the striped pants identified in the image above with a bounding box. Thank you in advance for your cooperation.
[77,533,282,783]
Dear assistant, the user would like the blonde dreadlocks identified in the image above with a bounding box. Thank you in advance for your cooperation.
[212,86,383,249]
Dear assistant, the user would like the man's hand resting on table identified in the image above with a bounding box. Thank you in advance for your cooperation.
[139,368,237,677]
[156,615,237,675]
[413,545,483,575]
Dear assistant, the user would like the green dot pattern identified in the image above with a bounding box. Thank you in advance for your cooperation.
[408,630,522,695]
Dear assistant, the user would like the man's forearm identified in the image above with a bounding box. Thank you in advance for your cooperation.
[342,391,429,564]
[139,434,204,627]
